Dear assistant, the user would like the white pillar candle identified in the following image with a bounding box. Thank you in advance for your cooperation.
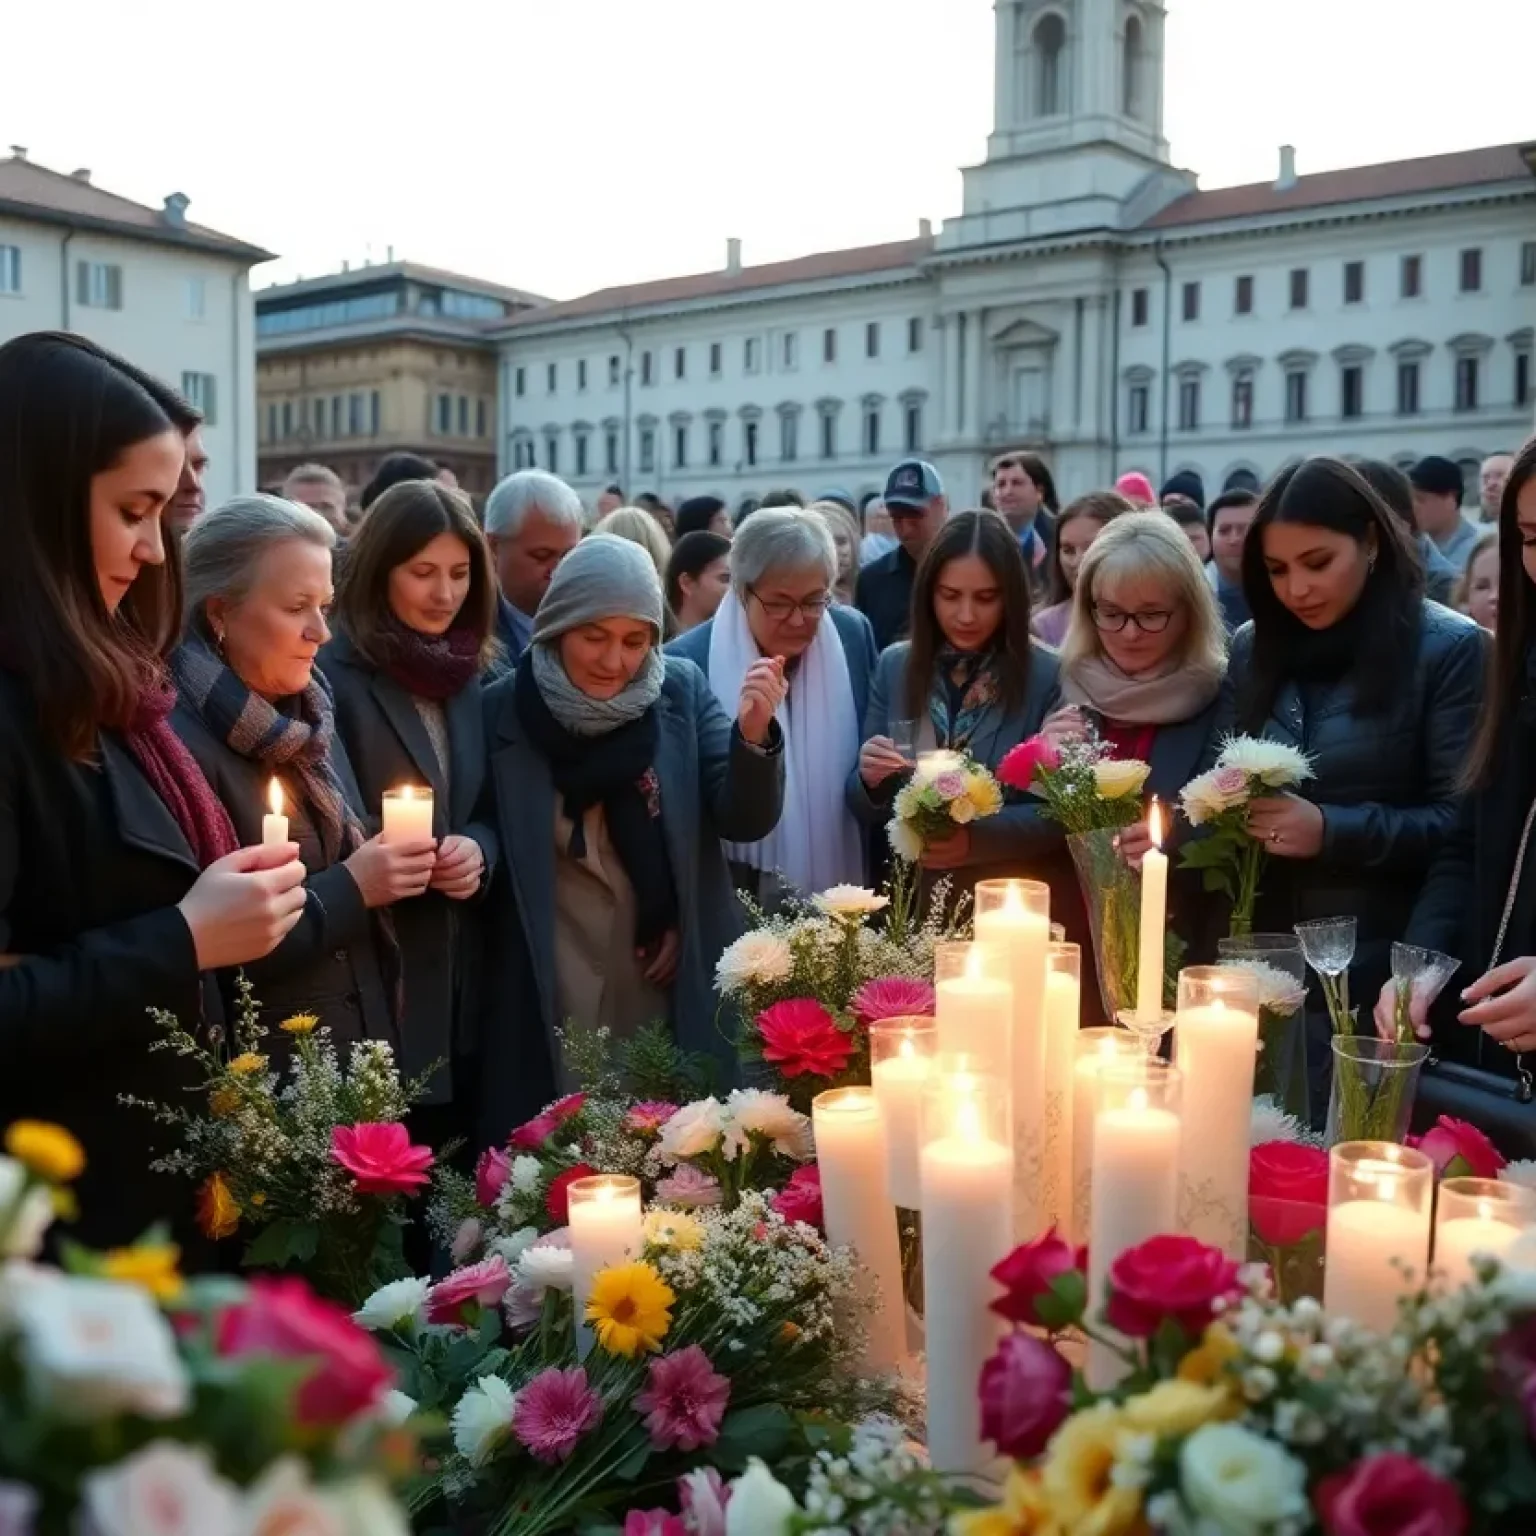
[567,1174,643,1359]
[1071,1030,1145,1246]
[975,880,1051,1242]
[261,778,288,846]
[813,1087,907,1375]
[381,785,434,843]
[1041,944,1081,1237]
[1323,1144,1433,1334]
[1135,799,1169,1025]
[1087,1062,1182,1389]
[869,1020,936,1210]
[921,1068,1013,1476]
[1433,1177,1535,1292]
[935,942,1013,1090]
[1175,969,1260,1259]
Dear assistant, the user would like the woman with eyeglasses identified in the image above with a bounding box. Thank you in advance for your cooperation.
[668,508,876,904]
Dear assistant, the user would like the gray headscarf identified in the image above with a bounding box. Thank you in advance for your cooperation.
[530,534,666,736]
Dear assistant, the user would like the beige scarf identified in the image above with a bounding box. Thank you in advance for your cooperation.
[1059,652,1223,726]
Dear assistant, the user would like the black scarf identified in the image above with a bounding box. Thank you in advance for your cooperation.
[513,656,679,950]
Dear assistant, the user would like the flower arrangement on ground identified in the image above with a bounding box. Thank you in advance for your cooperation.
[1178,736,1315,938]
[121,977,437,1307]
[0,1121,416,1533]
[888,750,1004,863]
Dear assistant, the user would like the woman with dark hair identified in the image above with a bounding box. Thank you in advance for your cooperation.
[0,333,308,1249]
[1031,492,1129,647]
[360,452,439,513]
[849,510,1058,894]
[665,531,732,633]
[322,480,501,1132]
[674,496,732,541]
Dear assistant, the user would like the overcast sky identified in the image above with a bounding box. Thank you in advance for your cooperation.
[7,0,1533,301]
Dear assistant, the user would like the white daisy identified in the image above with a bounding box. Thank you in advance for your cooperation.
[451,1376,517,1467]
[714,931,794,994]
[1216,735,1315,788]
[813,885,889,918]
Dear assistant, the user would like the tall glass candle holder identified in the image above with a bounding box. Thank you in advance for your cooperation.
[869,1019,937,1211]
[1071,1028,1146,1245]
[934,941,1013,1091]
[1435,1177,1536,1292]
[1324,1142,1433,1332]
[567,1174,642,1359]
[1042,942,1081,1236]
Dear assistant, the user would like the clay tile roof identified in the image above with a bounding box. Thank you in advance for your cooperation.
[0,154,274,261]
[1145,142,1536,230]
[508,235,934,326]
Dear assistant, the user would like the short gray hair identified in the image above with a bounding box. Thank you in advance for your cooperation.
[730,507,837,593]
[182,494,336,622]
[484,469,586,539]
[282,462,343,493]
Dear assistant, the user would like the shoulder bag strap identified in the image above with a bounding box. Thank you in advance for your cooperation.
[1485,792,1536,1102]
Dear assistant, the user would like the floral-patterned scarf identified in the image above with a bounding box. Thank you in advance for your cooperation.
[928,647,1002,751]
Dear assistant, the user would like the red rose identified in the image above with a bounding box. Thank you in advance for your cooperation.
[425,1255,513,1327]
[1105,1234,1241,1340]
[1249,1141,1330,1248]
[546,1162,599,1226]
[979,1330,1073,1460]
[990,1226,1086,1328]
[329,1123,434,1196]
[997,735,1060,793]
[1408,1116,1506,1180]
[757,1000,854,1079]
[510,1092,588,1152]
[475,1146,512,1208]
[1317,1453,1468,1536]
[771,1165,824,1231]
[217,1276,393,1426]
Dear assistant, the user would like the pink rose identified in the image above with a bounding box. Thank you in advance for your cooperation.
[934,771,967,800]
[329,1122,434,1196]
[216,1277,393,1426]
[998,735,1060,792]
[1105,1234,1241,1340]
[771,1165,824,1232]
[990,1226,1085,1328]
[979,1330,1073,1460]
[510,1092,587,1151]
[425,1255,512,1327]
[1212,765,1248,796]
[678,1468,730,1536]
[1408,1116,1506,1180]
[1249,1141,1329,1248]
[475,1147,512,1207]
[1317,1453,1468,1536]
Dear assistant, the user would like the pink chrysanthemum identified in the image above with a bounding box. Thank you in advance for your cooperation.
[653,1164,724,1209]
[512,1365,603,1463]
[849,976,936,1027]
[625,1101,680,1135]
[633,1345,731,1451]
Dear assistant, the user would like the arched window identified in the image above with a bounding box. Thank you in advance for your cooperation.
[1122,14,1143,118]
[1035,14,1066,117]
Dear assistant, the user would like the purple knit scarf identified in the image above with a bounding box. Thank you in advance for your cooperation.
[375,615,482,702]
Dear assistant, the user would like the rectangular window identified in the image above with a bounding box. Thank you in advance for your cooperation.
[865,321,880,359]
[605,430,619,475]
[1341,364,1363,419]
[1516,351,1530,408]
[1289,268,1309,309]
[0,244,20,294]
[515,366,526,397]
[907,317,924,352]
[640,350,654,386]
[1181,281,1200,322]
[455,395,467,435]
[351,393,366,435]
[1401,254,1423,298]
[1177,377,1200,431]
[904,402,922,453]
[674,346,686,380]
[76,260,122,310]
[674,424,688,468]
[823,327,837,363]
[1128,384,1149,435]
[709,342,722,377]
[1460,248,1483,293]
[708,420,723,468]
[1232,372,1254,430]
[180,372,218,426]
[820,412,837,460]
[266,403,278,443]
[331,395,342,437]
[1396,360,1421,416]
[1455,356,1480,412]
[546,436,559,475]
[639,428,655,475]
[863,405,880,457]
[546,362,557,393]
[744,420,759,467]
[1522,242,1536,288]
[577,358,588,391]
[780,412,797,461]
[281,401,293,439]
[575,433,589,477]
[1131,288,1149,326]
[1234,274,1253,315]
[474,398,485,437]
[1284,370,1308,424]
[608,355,621,386]
[782,332,797,369]
[185,277,206,320]
[436,393,452,434]
[744,337,760,374]
[1344,260,1364,304]
[371,391,382,435]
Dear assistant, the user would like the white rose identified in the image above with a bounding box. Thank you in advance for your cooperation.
[490,1227,540,1267]
[511,1155,543,1194]
[322,1478,412,1536]
[517,1243,575,1294]
[1180,1422,1308,1534]
[0,1156,54,1259]
[813,885,889,918]
[451,1375,518,1468]
[16,1276,189,1421]
[726,1458,799,1536]
[239,1459,346,1536]
[658,1098,726,1162]
[351,1276,429,1333]
[723,1090,812,1160]
[81,1443,239,1536]
[887,819,923,863]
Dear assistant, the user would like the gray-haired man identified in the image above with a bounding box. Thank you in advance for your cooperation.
[483,469,585,663]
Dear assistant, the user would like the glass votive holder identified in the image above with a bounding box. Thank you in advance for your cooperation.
[1177,963,1260,1017]
[380,784,435,842]
[1173,964,1260,1079]
[933,941,1013,1081]
[1324,1142,1433,1333]
[869,1020,938,1210]
[1071,1028,1149,1242]
[1048,940,1081,988]
[921,1057,1010,1152]
[1434,1176,1536,1291]
[974,878,1051,933]
[567,1173,643,1357]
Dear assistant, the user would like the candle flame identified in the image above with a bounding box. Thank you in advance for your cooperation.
[1148,798,1164,848]
[1478,1199,1494,1222]
[268,779,283,817]
[1128,1086,1149,1113]
[899,1034,916,1060]
[965,947,985,981]
[955,1095,982,1142]
[596,1181,614,1204]
[398,785,416,801]
[1003,881,1025,916]
[1097,1039,1117,1062]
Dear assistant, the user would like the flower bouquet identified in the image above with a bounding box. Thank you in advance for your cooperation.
[1179,735,1315,938]
[122,976,438,1306]
[0,1121,416,1533]
[887,750,1003,863]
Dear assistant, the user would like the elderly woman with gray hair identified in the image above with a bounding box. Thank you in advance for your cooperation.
[668,507,878,903]
[171,495,439,1047]
[479,535,787,1131]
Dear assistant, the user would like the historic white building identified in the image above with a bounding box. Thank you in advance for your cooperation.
[0,148,272,502]
[495,1,1536,513]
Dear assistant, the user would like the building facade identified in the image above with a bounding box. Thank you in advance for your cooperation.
[0,148,272,502]
[255,264,546,501]
[493,0,1536,512]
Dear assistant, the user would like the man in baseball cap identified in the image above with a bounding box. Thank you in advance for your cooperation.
[854,459,948,650]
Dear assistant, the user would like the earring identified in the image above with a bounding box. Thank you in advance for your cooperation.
[213,626,226,657]
[1367,552,1378,572]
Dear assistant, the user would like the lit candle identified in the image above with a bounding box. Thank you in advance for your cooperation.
[1434,1177,1536,1292]
[381,785,434,843]
[1071,1029,1145,1245]
[813,1087,907,1374]
[567,1174,642,1359]
[1041,943,1081,1236]
[261,778,288,846]
[1324,1143,1433,1333]
[921,1067,1013,1475]
[1135,799,1168,1024]
[1175,967,1260,1259]
[975,880,1051,1242]
[934,942,1013,1090]
[870,1019,937,1210]
[1087,1062,1182,1388]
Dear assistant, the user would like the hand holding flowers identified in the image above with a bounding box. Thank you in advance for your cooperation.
[887,751,1003,863]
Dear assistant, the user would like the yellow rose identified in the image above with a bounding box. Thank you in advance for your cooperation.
[1092,759,1151,800]
[100,1242,185,1303]
[1042,1406,1144,1536]
[3,1121,85,1184]
[966,774,1004,819]
[1123,1379,1235,1438]
[949,796,979,825]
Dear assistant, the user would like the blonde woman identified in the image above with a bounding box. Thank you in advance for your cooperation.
[807,498,862,607]
[593,506,673,580]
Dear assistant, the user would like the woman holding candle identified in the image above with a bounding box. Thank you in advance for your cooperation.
[172,495,440,1048]
[1029,492,1130,648]
[479,535,787,1137]
[0,333,309,1251]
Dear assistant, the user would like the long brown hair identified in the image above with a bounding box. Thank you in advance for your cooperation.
[0,332,190,758]
[334,479,500,668]
[904,510,1034,722]
[1465,438,1536,789]
[1046,491,1131,606]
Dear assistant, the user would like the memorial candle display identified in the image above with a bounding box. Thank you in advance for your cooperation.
[381,785,434,843]
[1174,966,1260,1259]
[1324,1142,1433,1333]
[920,1065,1013,1476]
[261,779,288,846]
[974,879,1051,1241]
[869,1018,937,1210]
[934,942,1013,1091]
[1070,1029,1145,1245]
[813,1087,907,1374]
[1434,1177,1536,1291]
[567,1174,643,1359]
[1041,942,1081,1235]
[1134,799,1169,1025]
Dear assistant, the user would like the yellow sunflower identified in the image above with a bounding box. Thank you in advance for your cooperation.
[642,1209,704,1252]
[100,1242,185,1303]
[585,1260,675,1358]
[1041,1406,1145,1536]
[279,1013,319,1036]
[950,1467,1058,1536]
[4,1121,85,1184]
[228,1053,267,1077]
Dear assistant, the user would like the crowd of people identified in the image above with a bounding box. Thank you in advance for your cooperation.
[2,326,1533,1259]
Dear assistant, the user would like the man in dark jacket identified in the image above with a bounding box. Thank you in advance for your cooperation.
[854,459,947,650]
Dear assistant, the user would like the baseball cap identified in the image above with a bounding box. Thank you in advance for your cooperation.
[814,487,857,513]
[884,459,943,512]
[1409,455,1464,501]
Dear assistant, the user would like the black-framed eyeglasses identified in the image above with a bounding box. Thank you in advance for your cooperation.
[1091,604,1174,634]
[747,587,834,622]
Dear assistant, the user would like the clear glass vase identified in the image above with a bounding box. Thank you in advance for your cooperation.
[1247,1198,1327,1305]
[1067,827,1142,1022]
[1326,1036,1430,1146]
[1218,934,1310,1123]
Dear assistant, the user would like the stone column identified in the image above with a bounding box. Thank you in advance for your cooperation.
[939,315,963,445]
[962,310,987,444]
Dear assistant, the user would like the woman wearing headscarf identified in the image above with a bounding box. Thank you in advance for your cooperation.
[479,535,787,1135]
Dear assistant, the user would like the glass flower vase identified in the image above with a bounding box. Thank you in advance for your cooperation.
[1067,827,1142,1021]
[1325,1036,1429,1146]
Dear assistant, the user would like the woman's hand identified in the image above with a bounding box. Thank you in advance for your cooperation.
[1245,795,1325,859]
[1038,705,1090,755]
[1459,957,1536,1054]
[640,929,682,987]
[344,834,438,909]
[1373,978,1431,1042]
[177,842,309,970]
[1114,819,1153,871]
[859,736,910,789]
[429,834,485,900]
[738,655,788,745]
[920,828,971,870]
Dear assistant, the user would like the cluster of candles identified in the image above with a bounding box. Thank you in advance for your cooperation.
[260,779,435,845]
